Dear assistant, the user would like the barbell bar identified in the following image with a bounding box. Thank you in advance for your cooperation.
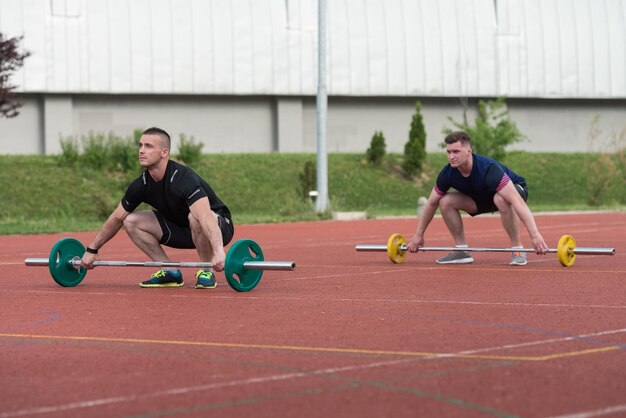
[355,233,615,267]
[25,237,296,292]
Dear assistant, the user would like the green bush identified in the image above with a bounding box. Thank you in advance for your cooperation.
[366,131,386,165]
[59,131,139,173]
[443,96,524,161]
[584,117,626,206]
[81,132,109,169]
[402,101,427,177]
[176,134,204,166]
[107,136,138,171]
[59,137,79,166]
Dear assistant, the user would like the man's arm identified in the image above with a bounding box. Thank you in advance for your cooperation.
[497,182,548,254]
[81,203,130,268]
[406,188,443,252]
[189,197,226,271]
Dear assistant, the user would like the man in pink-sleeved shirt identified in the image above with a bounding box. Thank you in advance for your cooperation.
[407,131,548,266]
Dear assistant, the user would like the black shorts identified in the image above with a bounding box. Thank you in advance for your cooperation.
[472,183,528,216]
[154,210,234,249]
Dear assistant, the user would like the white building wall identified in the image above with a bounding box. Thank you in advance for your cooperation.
[2,0,625,97]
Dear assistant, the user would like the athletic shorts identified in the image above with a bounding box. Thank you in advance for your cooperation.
[153,210,234,249]
[472,183,528,216]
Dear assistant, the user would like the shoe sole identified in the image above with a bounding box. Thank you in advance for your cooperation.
[139,282,184,288]
[195,283,217,289]
[436,258,474,264]
[509,261,528,266]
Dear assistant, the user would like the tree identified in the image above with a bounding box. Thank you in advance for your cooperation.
[402,101,427,177]
[443,97,525,161]
[0,33,30,118]
[366,131,386,165]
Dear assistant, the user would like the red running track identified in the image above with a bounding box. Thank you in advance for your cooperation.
[0,212,625,418]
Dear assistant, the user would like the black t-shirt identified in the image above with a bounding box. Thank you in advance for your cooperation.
[121,160,231,227]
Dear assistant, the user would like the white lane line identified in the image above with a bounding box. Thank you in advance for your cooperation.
[545,404,626,418]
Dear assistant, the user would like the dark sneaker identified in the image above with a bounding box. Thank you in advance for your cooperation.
[509,251,528,266]
[436,251,474,264]
[195,270,217,289]
[139,269,183,288]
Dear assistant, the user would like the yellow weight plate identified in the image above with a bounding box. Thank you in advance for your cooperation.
[387,233,407,264]
[557,234,577,267]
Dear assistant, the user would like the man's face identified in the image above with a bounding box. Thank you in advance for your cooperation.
[446,141,472,168]
[138,134,167,168]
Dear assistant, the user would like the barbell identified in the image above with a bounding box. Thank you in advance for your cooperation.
[25,237,296,292]
[355,233,615,267]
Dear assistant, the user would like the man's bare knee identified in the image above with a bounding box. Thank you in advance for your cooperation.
[123,213,140,232]
[439,195,454,211]
[493,194,512,213]
[124,211,161,238]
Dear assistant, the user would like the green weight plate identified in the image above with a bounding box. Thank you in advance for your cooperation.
[48,238,87,287]
[224,239,264,292]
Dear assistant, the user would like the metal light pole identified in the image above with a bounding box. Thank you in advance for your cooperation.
[315,0,329,213]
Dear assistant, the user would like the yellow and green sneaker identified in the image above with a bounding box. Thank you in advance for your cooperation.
[195,270,217,289]
[139,269,184,288]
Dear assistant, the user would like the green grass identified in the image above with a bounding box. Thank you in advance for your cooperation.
[0,152,624,235]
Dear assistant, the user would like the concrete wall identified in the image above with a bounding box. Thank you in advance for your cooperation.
[0,96,43,154]
[2,94,624,155]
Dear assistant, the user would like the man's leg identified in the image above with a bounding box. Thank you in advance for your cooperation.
[188,212,217,261]
[439,192,477,246]
[493,193,527,266]
[126,211,185,287]
[123,210,170,262]
[493,193,522,247]
[188,212,221,289]
[435,192,477,264]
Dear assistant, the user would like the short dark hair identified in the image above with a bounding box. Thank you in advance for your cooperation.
[444,131,471,147]
[142,127,171,148]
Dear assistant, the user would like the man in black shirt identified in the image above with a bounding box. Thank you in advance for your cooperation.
[81,127,234,289]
